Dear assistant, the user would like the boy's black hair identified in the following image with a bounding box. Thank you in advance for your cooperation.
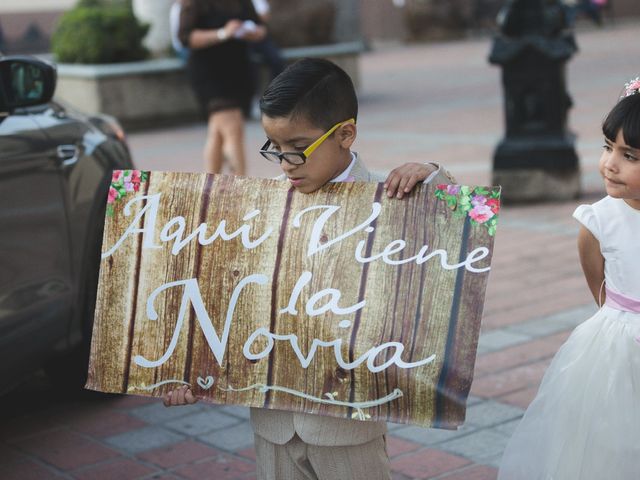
[602,93,640,148]
[259,58,358,131]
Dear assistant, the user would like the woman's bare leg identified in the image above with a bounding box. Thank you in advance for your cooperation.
[204,112,224,174]
[214,108,246,176]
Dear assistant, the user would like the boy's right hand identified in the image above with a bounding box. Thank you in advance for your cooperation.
[163,385,199,407]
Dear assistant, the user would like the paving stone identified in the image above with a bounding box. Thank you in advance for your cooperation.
[165,409,242,436]
[198,421,255,452]
[0,459,63,480]
[391,473,412,480]
[111,395,158,410]
[464,400,524,428]
[390,448,471,479]
[439,464,498,480]
[70,457,158,480]
[390,422,478,446]
[499,386,539,410]
[505,304,596,338]
[136,440,222,468]
[505,317,573,338]
[474,331,570,377]
[1,412,65,443]
[471,361,549,399]
[128,402,206,424]
[476,330,532,354]
[140,475,182,480]
[386,436,422,458]
[481,454,504,469]
[551,304,599,328]
[67,410,148,438]
[237,447,257,461]
[12,429,119,471]
[492,419,521,438]
[439,429,511,462]
[386,421,410,431]
[172,453,255,480]
[217,405,252,420]
[104,426,185,454]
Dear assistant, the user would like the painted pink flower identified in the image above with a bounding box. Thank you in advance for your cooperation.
[469,204,495,224]
[112,170,123,182]
[107,186,118,204]
[436,184,447,191]
[446,185,461,195]
[131,170,141,183]
[486,198,500,214]
[471,194,487,207]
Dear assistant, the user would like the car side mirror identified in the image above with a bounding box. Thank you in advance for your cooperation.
[0,56,56,115]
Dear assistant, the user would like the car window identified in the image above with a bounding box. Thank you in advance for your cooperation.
[8,62,45,104]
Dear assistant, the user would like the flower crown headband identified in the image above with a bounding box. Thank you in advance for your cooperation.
[621,77,640,99]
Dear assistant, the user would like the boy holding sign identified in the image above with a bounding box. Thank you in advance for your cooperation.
[165,58,455,479]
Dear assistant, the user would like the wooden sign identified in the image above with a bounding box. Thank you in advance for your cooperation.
[86,171,500,429]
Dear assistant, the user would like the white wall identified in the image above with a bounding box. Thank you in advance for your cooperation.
[0,0,75,13]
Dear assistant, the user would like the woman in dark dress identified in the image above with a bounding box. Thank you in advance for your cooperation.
[179,0,266,175]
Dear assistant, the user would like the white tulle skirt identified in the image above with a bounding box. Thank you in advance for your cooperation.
[498,306,640,480]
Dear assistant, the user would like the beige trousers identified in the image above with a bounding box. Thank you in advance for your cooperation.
[254,433,391,480]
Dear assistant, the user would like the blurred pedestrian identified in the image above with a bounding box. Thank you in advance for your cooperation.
[179,0,266,175]
[249,0,286,81]
[563,0,604,26]
[498,77,640,480]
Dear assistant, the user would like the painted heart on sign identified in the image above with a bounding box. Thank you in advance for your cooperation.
[197,376,215,390]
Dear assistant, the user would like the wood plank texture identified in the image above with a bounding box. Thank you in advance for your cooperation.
[87,172,498,428]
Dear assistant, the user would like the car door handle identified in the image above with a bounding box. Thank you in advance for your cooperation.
[56,144,79,167]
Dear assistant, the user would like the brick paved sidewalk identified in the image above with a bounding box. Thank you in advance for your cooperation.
[1,22,637,480]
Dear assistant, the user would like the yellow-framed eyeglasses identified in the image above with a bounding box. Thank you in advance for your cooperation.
[259,118,356,165]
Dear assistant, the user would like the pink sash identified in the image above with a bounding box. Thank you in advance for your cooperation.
[605,287,640,314]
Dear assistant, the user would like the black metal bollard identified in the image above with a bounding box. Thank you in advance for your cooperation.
[489,0,580,202]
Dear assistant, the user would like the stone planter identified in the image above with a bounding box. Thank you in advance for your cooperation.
[403,0,473,42]
[55,41,365,130]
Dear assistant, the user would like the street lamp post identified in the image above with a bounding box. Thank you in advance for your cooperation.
[489,0,579,202]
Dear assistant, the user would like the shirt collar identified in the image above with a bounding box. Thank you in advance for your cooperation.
[330,152,357,183]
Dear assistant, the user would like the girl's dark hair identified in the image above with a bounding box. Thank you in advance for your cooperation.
[602,93,640,148]
[259,58,358,131]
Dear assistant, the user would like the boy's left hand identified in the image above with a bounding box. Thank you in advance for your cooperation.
[384,162,437,199]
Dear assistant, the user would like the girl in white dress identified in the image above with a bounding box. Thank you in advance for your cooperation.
[498,78,640,480]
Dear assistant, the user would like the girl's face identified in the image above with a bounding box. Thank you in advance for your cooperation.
[599,129,640,209]
[261,114,356,194]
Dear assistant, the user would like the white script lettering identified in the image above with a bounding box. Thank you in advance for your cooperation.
[279,271,366,316]
[135,278,435,374]
[133,274,268,368]
[101,193,273,258]
[243,328,436,372]
[355,238,491,273]
[292,203,382,256]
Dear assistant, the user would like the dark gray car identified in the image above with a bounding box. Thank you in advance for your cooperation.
[0,56,134,393]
